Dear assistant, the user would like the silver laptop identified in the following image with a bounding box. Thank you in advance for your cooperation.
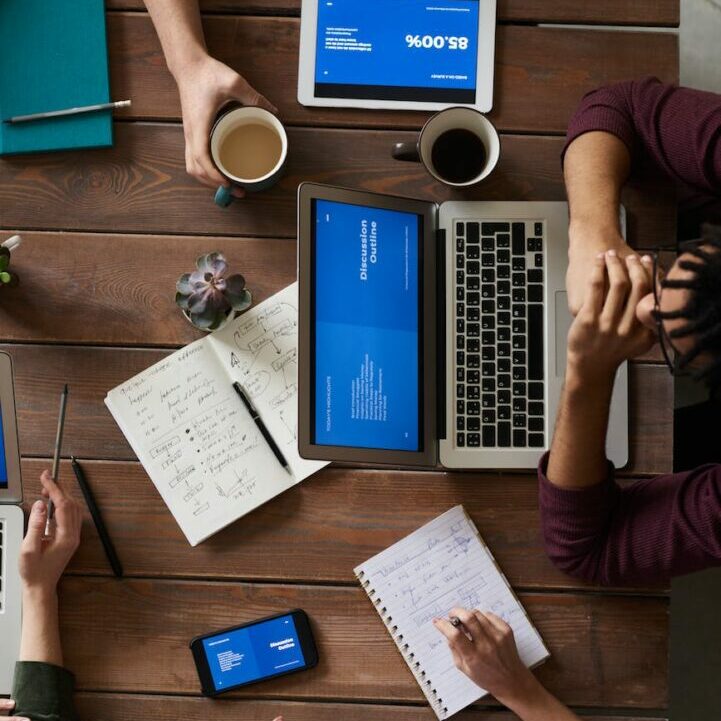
[0,352,24,694]
[297,185,628,469]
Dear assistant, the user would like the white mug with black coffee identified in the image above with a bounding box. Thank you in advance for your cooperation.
[392,107,500,186]
[210,106,288,207]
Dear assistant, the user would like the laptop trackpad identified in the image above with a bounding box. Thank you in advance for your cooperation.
[554,291,629,468]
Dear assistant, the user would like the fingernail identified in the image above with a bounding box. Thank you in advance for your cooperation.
[33,499,46,513]
[596,252,605,259]
[0,699,15,709]
[642,255,652,264]
[627,254,638,262]
[607,249,617,257]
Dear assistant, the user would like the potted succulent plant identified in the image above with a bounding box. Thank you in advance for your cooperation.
[175,251,252,332]
[0,235,21,288]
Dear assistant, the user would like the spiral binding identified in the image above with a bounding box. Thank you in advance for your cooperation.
[356,570,449,718]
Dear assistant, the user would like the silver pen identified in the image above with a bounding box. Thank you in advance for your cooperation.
[4,99,131,124]
[44,385,69,538]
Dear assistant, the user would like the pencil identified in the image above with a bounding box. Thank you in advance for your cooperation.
[3,100,131,124]
[71,456,123,578]
[44,384,69,538]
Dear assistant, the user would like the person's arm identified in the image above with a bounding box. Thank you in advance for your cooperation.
[12,472,82,721]
[143,0,276,196]
[564,77,721,314]
[434,608,581,721]
[542,252,721,585]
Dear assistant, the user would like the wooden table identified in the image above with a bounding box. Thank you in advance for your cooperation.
[0,2,679,720]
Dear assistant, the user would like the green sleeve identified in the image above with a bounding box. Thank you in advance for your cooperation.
[12,662,78,721]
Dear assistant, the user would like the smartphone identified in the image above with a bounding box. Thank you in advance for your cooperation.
[189,609,319,696]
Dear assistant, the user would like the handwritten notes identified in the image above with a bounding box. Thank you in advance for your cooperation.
[106,283,326,546]
[355,506,549,719]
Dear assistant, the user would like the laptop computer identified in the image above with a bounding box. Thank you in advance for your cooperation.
[0,351,24,694]
[297,183,628,469]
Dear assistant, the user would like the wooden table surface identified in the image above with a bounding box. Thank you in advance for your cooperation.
[0,3,678,720]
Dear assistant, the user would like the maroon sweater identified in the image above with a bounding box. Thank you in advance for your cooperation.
[539,78,721,586]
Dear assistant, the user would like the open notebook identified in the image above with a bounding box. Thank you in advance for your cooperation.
[106,283,326,546]
[354,506,549,719]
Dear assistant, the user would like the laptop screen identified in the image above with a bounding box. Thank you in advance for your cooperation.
[0,405,7,488]
[311,199,423,451]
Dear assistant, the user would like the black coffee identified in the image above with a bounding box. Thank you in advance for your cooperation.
[431,128,487,184]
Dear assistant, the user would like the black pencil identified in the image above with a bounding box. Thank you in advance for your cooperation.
[71,456,123,578]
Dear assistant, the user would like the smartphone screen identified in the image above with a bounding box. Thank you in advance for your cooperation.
[191,610,318,695]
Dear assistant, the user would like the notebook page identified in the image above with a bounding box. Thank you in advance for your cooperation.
[105,336,297,546]
[355,506,549,719]
[208,282,325,481]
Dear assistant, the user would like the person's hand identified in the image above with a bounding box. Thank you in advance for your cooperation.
[566,250,655,384]
[566,223,635,316]
[19,471,81,599]
[174,54,277,197]
[434,608,537,705]
[0,698,29,721]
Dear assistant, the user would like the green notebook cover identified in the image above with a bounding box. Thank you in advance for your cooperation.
[0,0,113,155]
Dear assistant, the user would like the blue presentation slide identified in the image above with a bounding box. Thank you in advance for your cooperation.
[315,0,479,100]
[203,615,306,690]
[0,406,7,488]
[314,199,420,452]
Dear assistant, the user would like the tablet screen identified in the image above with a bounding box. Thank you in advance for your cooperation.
[314,0,480,103]
[0,405,7,488]
[312,199,422,451]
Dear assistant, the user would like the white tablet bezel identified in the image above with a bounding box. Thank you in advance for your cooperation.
[0,352,22,503]
[298,0,497,112]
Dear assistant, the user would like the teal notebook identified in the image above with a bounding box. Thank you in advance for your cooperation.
[0,0,112,155]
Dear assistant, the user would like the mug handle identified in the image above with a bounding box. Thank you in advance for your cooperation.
[392,142,421,162]
[214,185,234,208]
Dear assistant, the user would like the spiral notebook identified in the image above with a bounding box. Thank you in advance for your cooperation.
[354,506,549,719]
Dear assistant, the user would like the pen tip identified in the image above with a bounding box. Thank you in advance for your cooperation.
[63,383,69,394]
[70,455,76,462]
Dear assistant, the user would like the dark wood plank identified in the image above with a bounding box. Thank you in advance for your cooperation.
[7,342,671,474]
[106,0,679,27]
[58,577,668,708]
[21,455,669,590]
[0,124,676,239]
[75,693,668,721]
[106,14,678,133]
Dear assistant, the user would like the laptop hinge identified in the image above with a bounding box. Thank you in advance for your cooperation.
[436,226,446,440]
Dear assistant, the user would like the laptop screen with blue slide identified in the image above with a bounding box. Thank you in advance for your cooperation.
[0,405,7,488]
[314,0,480,103]
[312,199,423,451]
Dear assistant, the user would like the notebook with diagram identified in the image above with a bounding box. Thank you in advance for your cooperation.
[354,505,549,719]
[105,283,326,546]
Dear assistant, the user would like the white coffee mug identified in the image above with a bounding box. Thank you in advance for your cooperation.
[392,107,500,187]
[210,106,288,207]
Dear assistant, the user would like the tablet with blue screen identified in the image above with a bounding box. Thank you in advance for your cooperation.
[298,0,497,111]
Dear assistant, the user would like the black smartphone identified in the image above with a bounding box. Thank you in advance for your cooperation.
[189,609,319,696]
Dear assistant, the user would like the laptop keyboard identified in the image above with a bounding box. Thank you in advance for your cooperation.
[454,220,545,449]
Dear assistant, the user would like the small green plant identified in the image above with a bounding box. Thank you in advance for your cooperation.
[175,251,252,331]
[0,235,21,288]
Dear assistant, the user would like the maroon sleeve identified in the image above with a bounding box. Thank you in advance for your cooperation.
[538,453,721,586]
[563,77,721,195]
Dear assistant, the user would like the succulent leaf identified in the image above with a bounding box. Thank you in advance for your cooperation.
[226,288,252,311]
[196,251,227,278]
[0,255,8,272]
[176,273,194,295]
[190,305,222,329]
[224,274,246,295]
[0,247,9,259]
[0,272,11,284]
[175,291,191,310]
[187,288,214,314]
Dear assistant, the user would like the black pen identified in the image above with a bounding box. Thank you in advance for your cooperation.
[232,382,292,476]
[71,456,124,578]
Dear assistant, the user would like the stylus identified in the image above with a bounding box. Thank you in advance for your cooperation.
[44,384,69,538]
[232,382,293,476]
[71,456,123,578]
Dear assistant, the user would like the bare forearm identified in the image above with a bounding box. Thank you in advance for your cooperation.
[564,131,630,243]
[499,674,582,721]
[20,590,63,666]
[546,366,614,490]
[143,0,208,77]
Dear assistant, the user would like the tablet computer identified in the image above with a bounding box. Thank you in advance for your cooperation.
[298,0,497,112]
[297,183,440,467]
[0,352,22,504]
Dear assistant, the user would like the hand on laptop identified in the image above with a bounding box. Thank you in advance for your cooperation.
[566,223,635,316]
[566,251,655,384]
[19,471,81,597]
[175,54,276,196]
